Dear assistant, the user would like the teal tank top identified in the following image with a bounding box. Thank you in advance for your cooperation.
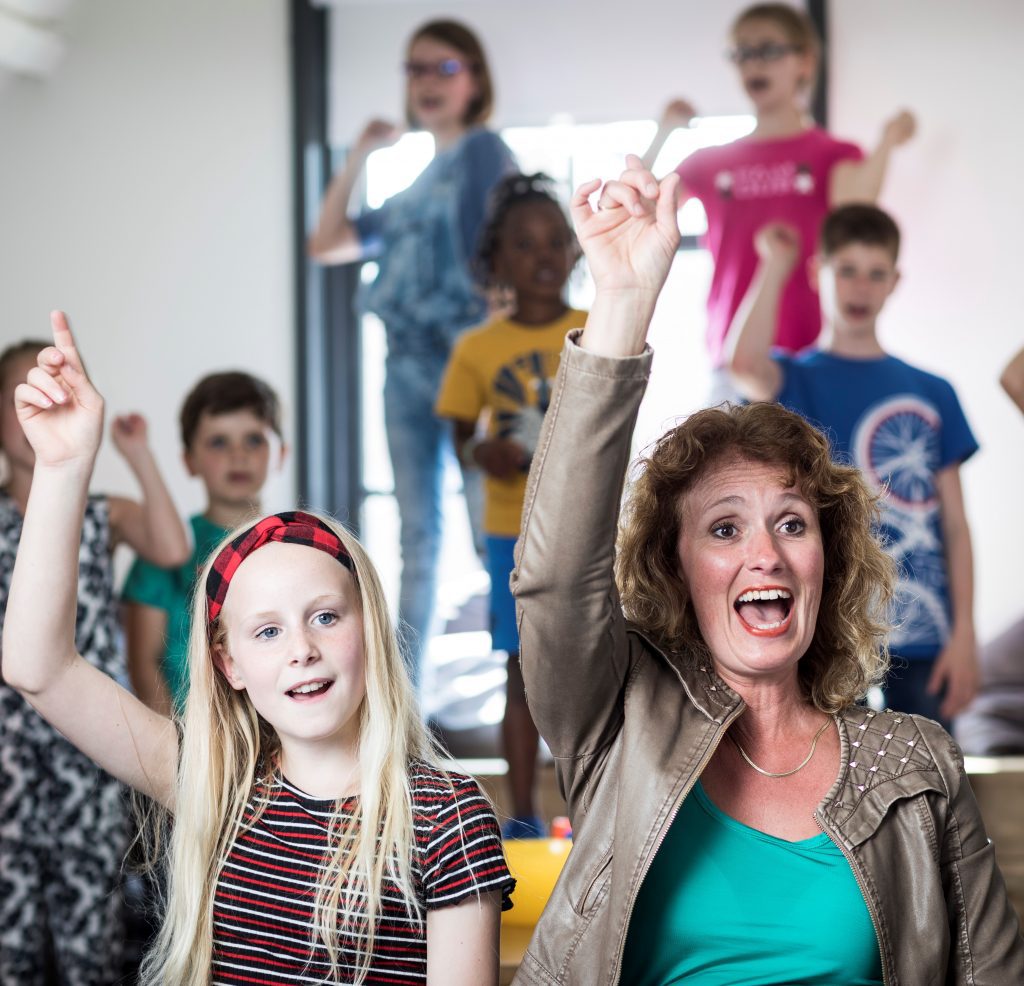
[620,780,883,985]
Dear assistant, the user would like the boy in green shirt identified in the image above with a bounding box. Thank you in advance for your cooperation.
[122,372,283,714]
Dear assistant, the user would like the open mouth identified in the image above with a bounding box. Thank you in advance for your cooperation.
[734,588,793,637]
[845,304,871,320]
[286,680,334,701]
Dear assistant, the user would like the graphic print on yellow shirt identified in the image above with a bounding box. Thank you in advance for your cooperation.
[435,309,587,536]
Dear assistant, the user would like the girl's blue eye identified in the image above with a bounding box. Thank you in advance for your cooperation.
[256,626,280,640]
[314,612,337,626]
[245,433,268,448]
[208,436,228,449]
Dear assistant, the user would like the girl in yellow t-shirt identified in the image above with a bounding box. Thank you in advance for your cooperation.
[436,173,585,837]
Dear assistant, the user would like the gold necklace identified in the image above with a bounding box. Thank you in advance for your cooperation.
[730,719,831,778]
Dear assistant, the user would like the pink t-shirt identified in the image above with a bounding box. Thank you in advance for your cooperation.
[676,127,863,366]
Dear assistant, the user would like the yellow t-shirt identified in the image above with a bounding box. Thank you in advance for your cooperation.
[436,309,587,536]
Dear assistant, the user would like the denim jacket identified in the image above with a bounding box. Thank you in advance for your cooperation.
[355,127,515,356]
[510,333,1024,985]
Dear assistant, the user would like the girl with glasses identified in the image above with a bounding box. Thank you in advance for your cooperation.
[641,2,915,404]
[308,20,516,686]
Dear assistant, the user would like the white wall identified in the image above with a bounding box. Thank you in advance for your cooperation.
[829,0,1024,643]
[0,0,295,560]
[327,0,760,141]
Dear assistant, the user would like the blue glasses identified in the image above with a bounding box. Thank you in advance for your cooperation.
[727,42,801,65]
[403,58,467,80]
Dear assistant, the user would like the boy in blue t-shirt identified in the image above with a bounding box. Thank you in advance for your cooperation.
[122,372,284,714]
[728,204,978,725]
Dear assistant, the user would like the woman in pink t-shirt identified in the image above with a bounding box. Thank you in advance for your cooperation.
[642,3,914,395]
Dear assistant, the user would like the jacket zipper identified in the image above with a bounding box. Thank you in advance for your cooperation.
[813,811,889,986]
[609,702,744,985]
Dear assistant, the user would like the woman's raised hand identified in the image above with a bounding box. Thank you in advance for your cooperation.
[571,154,680,301]
[14,311,104,472]
[573,157,681,358]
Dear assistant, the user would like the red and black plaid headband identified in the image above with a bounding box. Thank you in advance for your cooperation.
[206,511,356,626]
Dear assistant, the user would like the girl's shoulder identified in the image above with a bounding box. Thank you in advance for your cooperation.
[408,760,497,827]
[409,759,488,803]
[409,761,516,910]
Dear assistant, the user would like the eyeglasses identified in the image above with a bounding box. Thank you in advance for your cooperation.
[727,42,801,65]
[403,58,467,80]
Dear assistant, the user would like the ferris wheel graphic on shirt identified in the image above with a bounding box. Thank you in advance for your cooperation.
[851,394,950,651]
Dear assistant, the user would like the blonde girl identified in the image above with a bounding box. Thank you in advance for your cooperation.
[3,313,514,986]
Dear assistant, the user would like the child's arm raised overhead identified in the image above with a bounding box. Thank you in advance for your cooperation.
[725,222,795,401]
[930,464,979,719]
[830,109,916,206]
[108,412,190,567]
[2,312,178,808]
[640,97,697,172]
[124,601,174,717]
[307,119,402,264]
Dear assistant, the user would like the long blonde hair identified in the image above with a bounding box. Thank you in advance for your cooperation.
[138,513,443,985]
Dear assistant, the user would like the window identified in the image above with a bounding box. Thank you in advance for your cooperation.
[356,114,753,714]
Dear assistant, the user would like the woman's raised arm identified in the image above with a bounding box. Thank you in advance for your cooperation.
[512,158,679,793]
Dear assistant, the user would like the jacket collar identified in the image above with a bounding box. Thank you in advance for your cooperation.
[629,622,948,847]
[626,622,745,723]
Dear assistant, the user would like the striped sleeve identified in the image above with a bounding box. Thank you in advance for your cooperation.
[414,767,516,912]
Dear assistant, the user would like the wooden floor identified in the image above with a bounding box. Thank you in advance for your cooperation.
[463,756,1024,982]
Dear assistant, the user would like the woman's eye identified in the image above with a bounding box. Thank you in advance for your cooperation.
[780,518,806,535]
[712,523,737,539]
[314,612,337,627]
[256,626,280,640]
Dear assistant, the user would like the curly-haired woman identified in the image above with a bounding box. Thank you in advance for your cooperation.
[510,156,1024,985]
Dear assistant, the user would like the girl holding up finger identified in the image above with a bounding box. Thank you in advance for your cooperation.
[3,314,515,986]
[0,337,188,985]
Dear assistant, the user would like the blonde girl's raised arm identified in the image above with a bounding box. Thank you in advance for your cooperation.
[425,892,502,986]
[2,312,178,807]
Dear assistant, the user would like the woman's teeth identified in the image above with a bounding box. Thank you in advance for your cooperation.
[736,588,791,603]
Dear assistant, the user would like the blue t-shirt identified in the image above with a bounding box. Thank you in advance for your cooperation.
[775,351,978,660]
[355,127,516,356]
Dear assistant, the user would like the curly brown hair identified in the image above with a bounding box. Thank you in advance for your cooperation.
[616,401,895,712]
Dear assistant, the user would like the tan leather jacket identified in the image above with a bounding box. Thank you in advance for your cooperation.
[511,335,1024,985]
